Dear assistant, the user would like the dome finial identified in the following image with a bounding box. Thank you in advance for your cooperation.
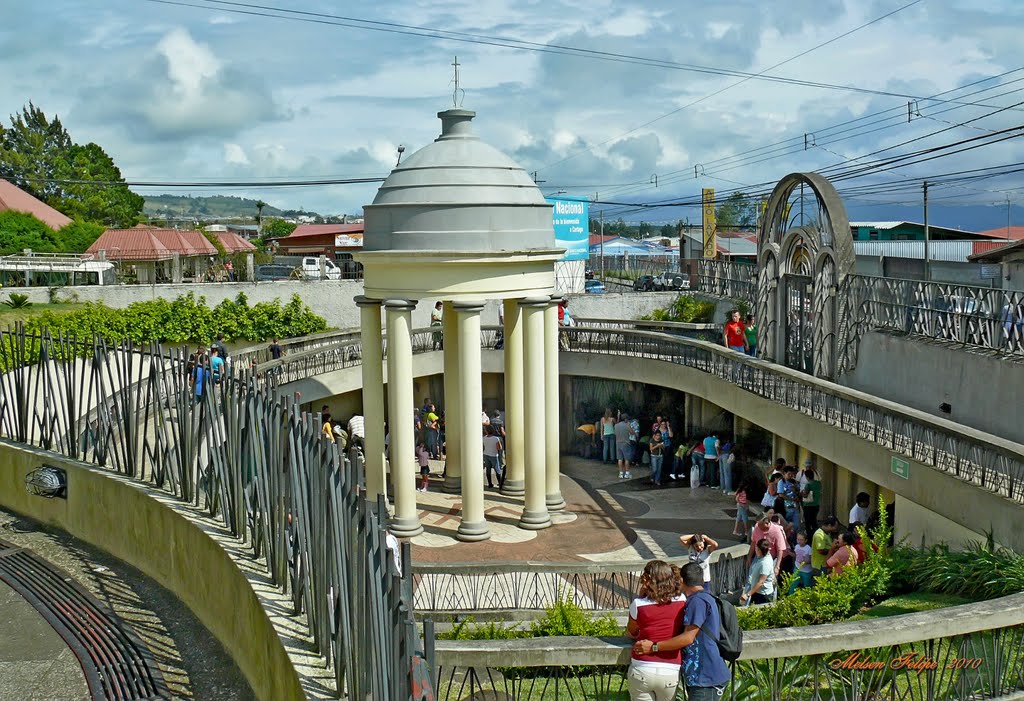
[451,55,465,108]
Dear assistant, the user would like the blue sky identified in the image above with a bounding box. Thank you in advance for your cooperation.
[2,0,1024,230]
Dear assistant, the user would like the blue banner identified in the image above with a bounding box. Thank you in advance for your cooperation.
[547,197,590,261]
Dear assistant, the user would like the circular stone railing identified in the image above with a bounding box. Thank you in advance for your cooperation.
[429,592,1024,701]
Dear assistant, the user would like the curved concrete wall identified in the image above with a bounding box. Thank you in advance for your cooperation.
[0,441,306,701]
[291,349,1022,552]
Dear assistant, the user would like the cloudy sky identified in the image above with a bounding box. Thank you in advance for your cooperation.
[3,0,1024,229]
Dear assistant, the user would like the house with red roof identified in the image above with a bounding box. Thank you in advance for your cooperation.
[0,179,73,230]
[86,227,224,283]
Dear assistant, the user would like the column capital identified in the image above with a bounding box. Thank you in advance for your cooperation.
[383,298,418,311]
[451,300,485,313]
[354,295,383,308]
[519,295,551,308]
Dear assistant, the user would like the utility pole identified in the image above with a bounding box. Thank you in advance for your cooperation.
[600,208,605,280]
[1007,195,1012,239]
[923,181,930,282]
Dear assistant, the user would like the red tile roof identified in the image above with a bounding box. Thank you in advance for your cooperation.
[589,234,616,246]
[0,179,73,230]
[86,227,217,261]
[211,230,257,253]
[285,223,364,240]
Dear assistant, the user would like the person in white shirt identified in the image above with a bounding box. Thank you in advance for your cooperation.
[678,533,718,593]
[849,492,872,525]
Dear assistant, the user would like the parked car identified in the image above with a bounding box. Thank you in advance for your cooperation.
[584,279,606,294]
[634,275,657,292]
[653,271,689,291]
[299,256,342,280]
[255,264,297,281]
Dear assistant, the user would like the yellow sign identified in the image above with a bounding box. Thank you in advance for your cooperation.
[702,188,716,258]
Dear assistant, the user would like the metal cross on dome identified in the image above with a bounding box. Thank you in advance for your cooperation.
[451,55,465,107]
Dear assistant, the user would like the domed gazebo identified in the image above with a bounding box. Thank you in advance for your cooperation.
[355,108,565,541]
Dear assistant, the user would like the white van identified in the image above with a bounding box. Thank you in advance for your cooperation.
[300,256,342,280]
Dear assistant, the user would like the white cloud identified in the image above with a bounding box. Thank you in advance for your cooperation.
[223,143,249,165]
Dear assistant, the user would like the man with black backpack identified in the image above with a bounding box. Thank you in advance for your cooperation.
[634,562,738,700]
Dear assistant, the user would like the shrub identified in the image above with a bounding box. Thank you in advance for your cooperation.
[4,293,32,309]
[888,536,1024,600]
[738,497,893,630]
[640,295,716,323]
[435,595,620,641]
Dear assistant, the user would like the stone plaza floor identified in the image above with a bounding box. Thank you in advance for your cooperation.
[410,455,743,563]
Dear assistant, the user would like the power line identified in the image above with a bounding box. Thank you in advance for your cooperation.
[148,0,1024,115]
[536,0,925,173]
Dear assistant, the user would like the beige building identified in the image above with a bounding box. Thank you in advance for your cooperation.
[355,108,565,540]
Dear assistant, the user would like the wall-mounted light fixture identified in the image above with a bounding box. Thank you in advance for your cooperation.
[25,466,67,499]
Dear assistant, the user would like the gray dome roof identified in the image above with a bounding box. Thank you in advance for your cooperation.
[363,109,557,253]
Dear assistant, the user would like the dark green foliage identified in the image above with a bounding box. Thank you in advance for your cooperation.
[57,220,105,253]
[0,104,143,227]
[0,211,61,254]
[262,218,297,238]
[640,295,716,323]
[3,293,32,309]
[738,498,894,630]
[888,536,1024,600]
[21,292,326,346]
[437,595,621,641]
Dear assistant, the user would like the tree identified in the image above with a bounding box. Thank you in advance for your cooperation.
[0,211,60,254]
[659,223,675,237]
[0,103,144,228]
[715,192,756,230]
[255,199,268,234]
[262,219,296,238]
[58,221,105,253]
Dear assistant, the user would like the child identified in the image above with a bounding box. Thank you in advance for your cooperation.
[416,443,431,492]
[788,531,814,594]
[733,484,749,542]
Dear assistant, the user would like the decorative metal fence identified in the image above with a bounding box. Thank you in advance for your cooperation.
[561,327,1024,505]
[696,257,1024,363]
[413,553,749,613]
[431,606,1024,701]
[0,329,428,700]
[837,274,1024,370]
[698,258,758,308]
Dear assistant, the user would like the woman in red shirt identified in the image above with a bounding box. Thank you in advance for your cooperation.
[626,561,687,701]
[723,309,747,353]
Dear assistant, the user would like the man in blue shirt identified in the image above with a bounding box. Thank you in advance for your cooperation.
[634,562,731,700]
[209,348,225,384]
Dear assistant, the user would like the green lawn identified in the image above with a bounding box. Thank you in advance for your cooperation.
[851,592,977,620]
[0,301,84,326]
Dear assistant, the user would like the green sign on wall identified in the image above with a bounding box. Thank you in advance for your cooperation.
[891,456,910,479]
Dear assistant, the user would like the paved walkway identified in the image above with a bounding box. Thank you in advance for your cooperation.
[0,579,90,701]
[0,508,254,701]
[410,455,742,564]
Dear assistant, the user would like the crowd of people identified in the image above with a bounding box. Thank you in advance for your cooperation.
[185,334,232,400]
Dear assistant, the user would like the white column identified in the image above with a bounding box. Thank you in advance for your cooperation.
[441,301,462,494]
[385,299,422,538]
[544,296,565,511]
[356,296,386,501]
[519,297,552,530]
[454,302,490,542]
[501,298,525,497]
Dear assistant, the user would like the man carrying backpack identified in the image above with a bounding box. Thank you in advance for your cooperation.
[634,562,735,700]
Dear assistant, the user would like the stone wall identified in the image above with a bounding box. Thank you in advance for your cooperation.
[18,281,678,329]
[840,330,1024,445]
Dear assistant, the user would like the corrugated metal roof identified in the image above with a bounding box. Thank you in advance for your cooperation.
[853,240,975,262]
[87,228,218,260]
[849,221,906,230]
[286,224,364,240]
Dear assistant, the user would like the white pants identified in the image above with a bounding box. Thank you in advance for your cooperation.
[628,664,680,701]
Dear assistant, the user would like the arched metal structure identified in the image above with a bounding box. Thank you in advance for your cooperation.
[757,173,853,379]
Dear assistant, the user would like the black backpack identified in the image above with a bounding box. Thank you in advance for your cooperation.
[697,591,743,662]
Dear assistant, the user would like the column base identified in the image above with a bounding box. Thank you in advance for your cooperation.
[501,479,525,497]
[519,509,552,530]
[389,516,423,539]
[456,520,491,542]
[546,493,566,511]
[442,475,462,494]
